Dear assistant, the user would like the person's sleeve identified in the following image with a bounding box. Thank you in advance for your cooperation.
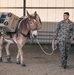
[54,22,60,39]
[72,23,74,38]
[70,23,74,38]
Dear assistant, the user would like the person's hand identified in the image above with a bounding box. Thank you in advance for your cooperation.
[52,38,57,50]
[70,38,74,41]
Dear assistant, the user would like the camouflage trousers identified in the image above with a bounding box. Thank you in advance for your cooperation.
[59,40,71,65]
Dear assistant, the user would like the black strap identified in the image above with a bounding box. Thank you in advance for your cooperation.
[17,29,30,37]
[6,32,15,38]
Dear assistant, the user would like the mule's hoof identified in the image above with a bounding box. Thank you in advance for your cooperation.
[7,58,11,63]
[21,64,26,67]
[16,61,20,64]
[0,57,3,62]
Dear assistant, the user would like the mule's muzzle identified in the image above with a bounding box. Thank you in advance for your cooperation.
[32,30,38,38]
[33,35,37,38]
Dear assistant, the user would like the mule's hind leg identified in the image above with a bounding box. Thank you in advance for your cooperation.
[0,36,3,62]
[5,43,11,63]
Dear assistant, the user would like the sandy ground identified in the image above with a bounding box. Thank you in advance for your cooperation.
[0,44,74,75]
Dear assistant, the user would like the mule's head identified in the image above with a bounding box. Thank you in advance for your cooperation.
[27,11,42,38]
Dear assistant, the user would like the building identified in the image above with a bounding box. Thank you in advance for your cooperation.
[0,0,74,44]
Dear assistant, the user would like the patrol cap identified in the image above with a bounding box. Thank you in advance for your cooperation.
[64,12,70,16]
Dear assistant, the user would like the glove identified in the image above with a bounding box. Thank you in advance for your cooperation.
[52,39,58,51]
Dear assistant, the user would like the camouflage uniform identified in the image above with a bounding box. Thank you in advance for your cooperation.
[55,20,74,66]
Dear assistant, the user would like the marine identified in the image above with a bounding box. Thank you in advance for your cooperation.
[54,12,74,69]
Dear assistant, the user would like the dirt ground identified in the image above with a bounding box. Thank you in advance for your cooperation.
[0,44,74,75]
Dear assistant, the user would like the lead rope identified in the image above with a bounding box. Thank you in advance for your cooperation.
[36,38,57,55]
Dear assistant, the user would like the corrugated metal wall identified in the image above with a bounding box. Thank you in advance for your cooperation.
[31,22,57,44]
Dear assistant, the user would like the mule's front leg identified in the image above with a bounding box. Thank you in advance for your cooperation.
[5,43,11,63]
[19,48,26,67]
[16,51,20,64]
[17,42,26,67]
[0,36,3,62]
[0,47,3,62]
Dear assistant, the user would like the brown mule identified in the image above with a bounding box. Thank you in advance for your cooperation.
[0,11,42,66]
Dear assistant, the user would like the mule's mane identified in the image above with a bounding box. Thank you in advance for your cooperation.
[19,17,29,30]
[20,17,28,25]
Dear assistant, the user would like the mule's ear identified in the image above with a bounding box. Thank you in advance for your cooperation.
[34,11,37,17]
[27,11,31,17]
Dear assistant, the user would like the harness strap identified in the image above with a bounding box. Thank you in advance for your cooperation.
[6,32,16,38]
[17,29,30,37]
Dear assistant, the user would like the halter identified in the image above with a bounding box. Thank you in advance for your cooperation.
[17,16,37,37]
[17,29,30,37]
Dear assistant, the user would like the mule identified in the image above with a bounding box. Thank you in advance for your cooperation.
[0,11,42,66]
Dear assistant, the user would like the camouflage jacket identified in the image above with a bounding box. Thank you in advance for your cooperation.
[55,20,74,42]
